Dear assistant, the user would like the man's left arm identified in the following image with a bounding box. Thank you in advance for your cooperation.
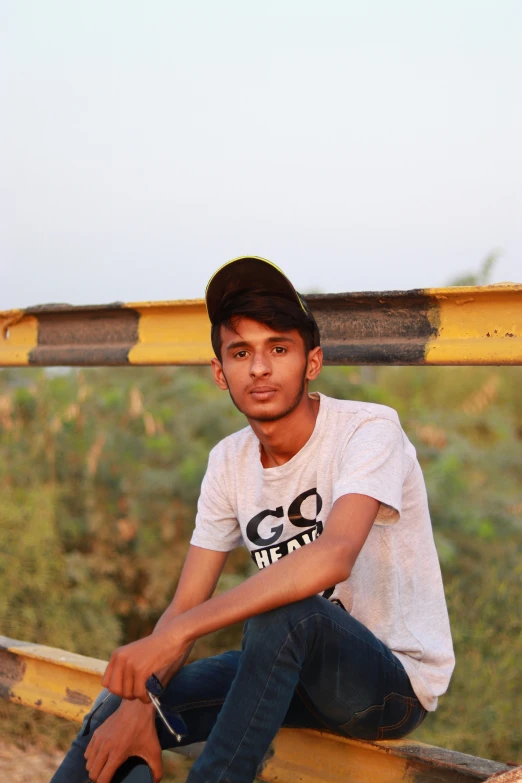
[103,492,379,701]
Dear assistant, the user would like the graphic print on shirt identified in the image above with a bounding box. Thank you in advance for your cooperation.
[246,487,335,599]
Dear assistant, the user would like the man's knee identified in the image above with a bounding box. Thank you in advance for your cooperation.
[78,689,122,739]
[243,596,326,645]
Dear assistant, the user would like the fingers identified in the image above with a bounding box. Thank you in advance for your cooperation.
[149,753,164,783]
[122,658,135,702]
[85,732,110,782]
[101,655,115,691]
[102,647,149,700]
[90,754,122,783]
[102,648,130,696]
[94,756,123,783]
[102,649,134,699]
[85,731,126,783]
[141,741,164,783]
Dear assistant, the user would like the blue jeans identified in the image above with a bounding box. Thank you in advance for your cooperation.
[50,597,427,783]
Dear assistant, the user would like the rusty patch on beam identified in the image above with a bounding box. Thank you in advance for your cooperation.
[65,687,93,707]
[0,650,27,700]
[406,761,494,783]
[487,768,522,782]
[306,291,438,365]
[257,742,276,777]
[384,739,509,781]
[28,305,140,366]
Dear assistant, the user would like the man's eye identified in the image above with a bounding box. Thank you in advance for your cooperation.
[273,346,287,354]
[234,350,248,359]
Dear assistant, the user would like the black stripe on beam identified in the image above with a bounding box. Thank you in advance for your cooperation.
[27,304,140,366]
[307,291,437,365]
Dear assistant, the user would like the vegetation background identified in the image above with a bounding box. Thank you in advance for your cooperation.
[1,265,521,778]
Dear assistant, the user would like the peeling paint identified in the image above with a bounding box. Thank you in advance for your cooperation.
[65,687,93,707]
[0,648,24,674]
[257,743,276,776]
[0,649,26,701]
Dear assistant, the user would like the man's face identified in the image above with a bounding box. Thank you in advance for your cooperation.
[211,317,321,422]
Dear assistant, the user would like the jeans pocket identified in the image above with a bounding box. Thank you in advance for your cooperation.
[338,693,427,741]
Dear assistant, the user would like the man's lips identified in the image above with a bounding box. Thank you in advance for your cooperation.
[249,386,278,401]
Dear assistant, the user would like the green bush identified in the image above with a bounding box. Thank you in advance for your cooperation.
[0,364,520,764]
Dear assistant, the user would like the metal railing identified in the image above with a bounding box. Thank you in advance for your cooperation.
[0,634,516,782]
[1,286,521,781]
[1,285,520,367]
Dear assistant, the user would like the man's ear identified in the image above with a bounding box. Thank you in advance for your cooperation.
[306,346,323,382]
[211,357,229,390]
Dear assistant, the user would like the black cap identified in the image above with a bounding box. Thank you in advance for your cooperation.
[206,256,309,325]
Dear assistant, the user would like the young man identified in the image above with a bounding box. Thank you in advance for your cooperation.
[51,257,455,783]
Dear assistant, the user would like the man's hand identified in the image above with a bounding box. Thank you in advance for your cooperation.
[102,629,191,702]
[84,700,163,783]
[85,547,227,777]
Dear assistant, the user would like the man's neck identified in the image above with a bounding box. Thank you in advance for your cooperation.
[248,393,320,469]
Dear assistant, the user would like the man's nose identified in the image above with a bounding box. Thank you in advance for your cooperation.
[250,352,271,377]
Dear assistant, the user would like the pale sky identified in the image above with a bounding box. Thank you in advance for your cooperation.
[2,0,521,311]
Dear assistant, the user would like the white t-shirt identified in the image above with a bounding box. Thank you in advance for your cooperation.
[190,392,455,711]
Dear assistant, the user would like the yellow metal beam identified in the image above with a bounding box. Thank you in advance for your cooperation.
[0,636,512,782]
[0,309,39,367]
[0,284,520,367]
[129,300,212,365]
[424,286,521,365]
[0,635,105,723]
[259,729,515,783]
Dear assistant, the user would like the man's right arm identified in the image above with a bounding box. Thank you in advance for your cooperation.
[155,545,230,629]
[84,545,228,783]
[152,545,230,680]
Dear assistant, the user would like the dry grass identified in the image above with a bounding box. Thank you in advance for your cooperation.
[0,702,194,782]
[0,739,194,782]
[0,740,65,783]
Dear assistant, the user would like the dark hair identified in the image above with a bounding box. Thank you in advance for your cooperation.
[211,288,320,362]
